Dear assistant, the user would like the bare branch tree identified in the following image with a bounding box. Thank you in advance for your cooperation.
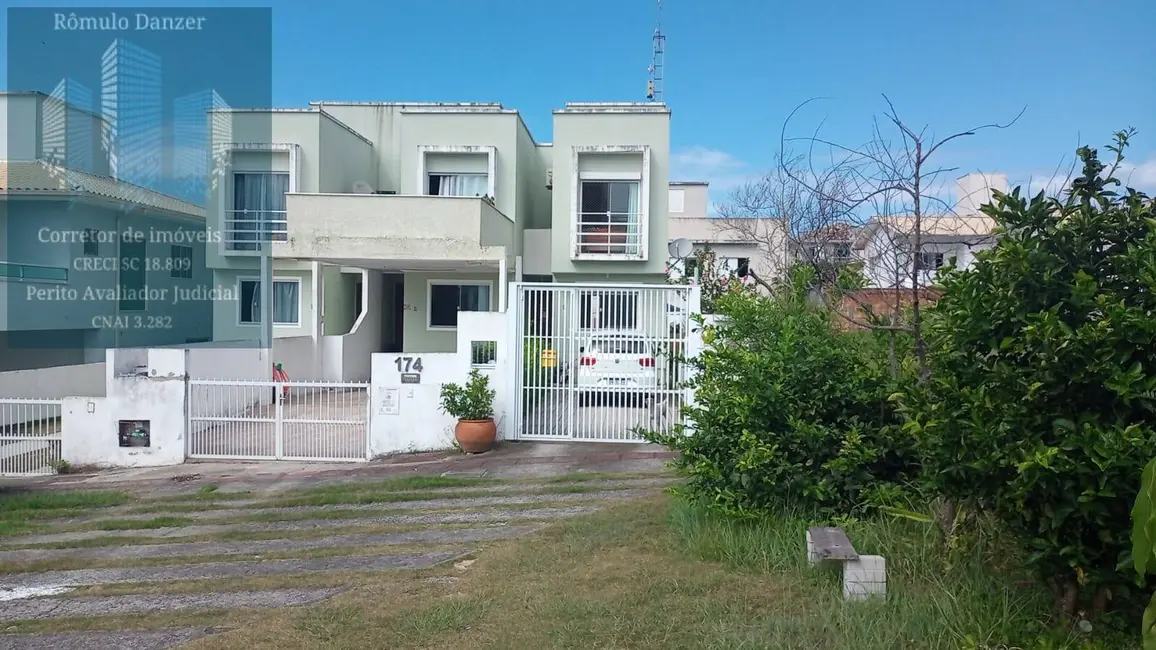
[716,95,1023,380]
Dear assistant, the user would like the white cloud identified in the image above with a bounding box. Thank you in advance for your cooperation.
[670,146,757,194]
[1120,156,1156,191]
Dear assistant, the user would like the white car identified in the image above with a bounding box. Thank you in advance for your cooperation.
[574,331,659,404]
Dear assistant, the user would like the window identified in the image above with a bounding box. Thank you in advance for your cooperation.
[119,239,147,312]
[579,291,638,330]
[684,258,698,279]
[427,173,488,197]
[920,250,945,269]
[668,188,685,213]
[834,244,851,261]
[230,172,289,250]
[736,258,750,278]
[428,282,492,329]
[238,278,301,326]
[170,245,193,279]
[578,180,641,256]
[82,228,99,256]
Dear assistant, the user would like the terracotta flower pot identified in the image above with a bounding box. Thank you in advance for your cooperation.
[454,418,497,454]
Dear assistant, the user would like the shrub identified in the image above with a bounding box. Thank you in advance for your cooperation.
[905,132,1156,616]
[439,369,496,421]
[645,266,920,517]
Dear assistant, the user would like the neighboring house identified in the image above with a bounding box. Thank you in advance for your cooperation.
[0,92,212,372]
[853,173,1004,288]
[207,101,671,378]
[665,180,786,283]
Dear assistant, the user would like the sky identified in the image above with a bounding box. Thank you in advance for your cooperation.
[3,0,1155,210]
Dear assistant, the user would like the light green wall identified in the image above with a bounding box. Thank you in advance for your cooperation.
[550,109,671,278]
[318,112,374,194]
[322,267,358,335]
[401,271,499,353]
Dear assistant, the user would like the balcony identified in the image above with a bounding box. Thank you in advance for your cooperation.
[224,209,288,252]
[278,194,514,266]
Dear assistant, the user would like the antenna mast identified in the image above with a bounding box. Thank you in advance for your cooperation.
[647,0,665,102]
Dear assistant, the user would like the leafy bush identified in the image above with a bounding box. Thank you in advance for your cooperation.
[439,369,496,421]
[645,266,920,517]
[905,133,1156,615]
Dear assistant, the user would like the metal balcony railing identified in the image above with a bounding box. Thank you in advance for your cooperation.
[575,212,643,257]
[0,262,69,283]
[225,210,288,252]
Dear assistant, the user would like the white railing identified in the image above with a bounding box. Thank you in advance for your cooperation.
[187,379,369,461]
[0,261,69,283]
[225,210,288,251]
[0,399,63,476]
[575,212,643,257]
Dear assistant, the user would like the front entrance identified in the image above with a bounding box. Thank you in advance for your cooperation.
[513,282,692,442]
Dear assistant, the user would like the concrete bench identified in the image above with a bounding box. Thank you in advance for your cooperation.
[806,526,886,601]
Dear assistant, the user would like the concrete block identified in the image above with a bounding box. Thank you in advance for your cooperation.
[805,529,818,564]
[842,554,886,601]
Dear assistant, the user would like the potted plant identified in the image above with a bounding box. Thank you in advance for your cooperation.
[439,368,497,453]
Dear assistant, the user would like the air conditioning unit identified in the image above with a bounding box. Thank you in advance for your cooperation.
[546,168,553,190]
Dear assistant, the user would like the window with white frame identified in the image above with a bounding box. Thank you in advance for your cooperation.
[428,281,492,329]
[238,278,301,326]
[427,173,488,197]
[919,250,946,269]
[423,152,490,198]
[230,172,289,250]
[578,180,641,256]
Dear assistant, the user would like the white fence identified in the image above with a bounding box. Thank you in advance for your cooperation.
[187,380,370,461]
[0,399,63,476]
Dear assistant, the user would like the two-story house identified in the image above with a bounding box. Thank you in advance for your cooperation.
[1,91,213,375]
[665,180,787,284]
[854,173,1003,288]
[206,101,671,380]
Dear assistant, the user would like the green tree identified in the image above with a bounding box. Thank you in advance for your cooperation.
[906,131,1156,617]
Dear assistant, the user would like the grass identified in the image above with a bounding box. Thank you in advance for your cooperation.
[3,491,1131,649]
[0,489,131,536]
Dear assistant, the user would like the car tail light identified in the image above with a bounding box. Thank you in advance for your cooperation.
[580,357,596,366]
[639,357,655,367]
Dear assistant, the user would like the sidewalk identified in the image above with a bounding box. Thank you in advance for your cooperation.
[1,442,676,496]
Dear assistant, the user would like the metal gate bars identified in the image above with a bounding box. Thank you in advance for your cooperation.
[514,282,692,442]
[187,380,370,461]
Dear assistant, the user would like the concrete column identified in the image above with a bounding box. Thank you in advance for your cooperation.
[498,257,508,312]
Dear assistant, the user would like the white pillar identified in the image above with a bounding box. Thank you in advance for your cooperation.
[499,257,508,312]
[514,254,523,282]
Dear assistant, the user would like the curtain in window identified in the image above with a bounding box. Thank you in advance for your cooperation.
[232,173,290,248]
[460,285,491,311]
[273,281,298,324]
[436,174,487,197]
[246,281,299,324]
[625,182,641,253]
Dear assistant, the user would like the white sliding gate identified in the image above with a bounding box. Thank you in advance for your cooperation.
[514,282,693,442]
[0,398,63,476]
[187,380,370,461]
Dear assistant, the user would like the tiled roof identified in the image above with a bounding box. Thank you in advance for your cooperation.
[0,160,205,218]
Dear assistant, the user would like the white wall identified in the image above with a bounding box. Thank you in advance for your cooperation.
[0,362,105,401]
[62,348,188,468]
[368,310,510,456]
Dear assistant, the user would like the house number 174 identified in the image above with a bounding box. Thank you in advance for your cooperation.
[394,356,423,372]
